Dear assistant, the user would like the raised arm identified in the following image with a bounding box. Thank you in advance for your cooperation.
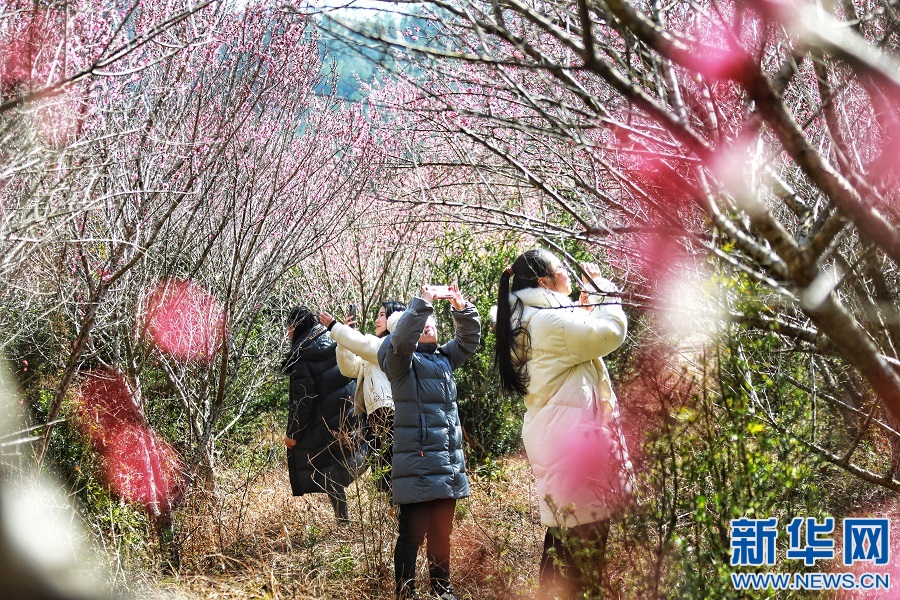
[330,321,382,364]
[335,343,363,379]
[390,297,432,357]
[439,303,481,370]
[379,298,432,378]
[562,263,628,364]
[531,304,627,366]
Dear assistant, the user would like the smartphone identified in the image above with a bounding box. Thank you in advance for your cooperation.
[428,285,454,299]
[347,303,358,328]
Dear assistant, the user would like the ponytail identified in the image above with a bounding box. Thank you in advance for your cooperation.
[494,248,557,396]
[494,270,528,395]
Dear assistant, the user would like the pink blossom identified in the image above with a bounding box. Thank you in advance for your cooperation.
[541,408,631,512]
[619,150,696,215]
[687,43,751,82]
[73,368,182,511]
[102,423,182,511]
[834,498,899,600]
[141,279,226,363]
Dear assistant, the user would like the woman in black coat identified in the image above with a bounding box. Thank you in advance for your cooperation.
[282,306,365,523]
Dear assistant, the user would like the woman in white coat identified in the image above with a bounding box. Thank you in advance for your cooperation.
[320,301,405,494]
[494,248,631,599]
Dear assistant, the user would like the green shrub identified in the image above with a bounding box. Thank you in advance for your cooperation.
[427,230,524,462]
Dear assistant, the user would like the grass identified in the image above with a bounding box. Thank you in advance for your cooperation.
[153,449,545,599]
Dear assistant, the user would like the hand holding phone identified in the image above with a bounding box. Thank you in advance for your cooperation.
[347,303,358,329]
[426,285,454,299]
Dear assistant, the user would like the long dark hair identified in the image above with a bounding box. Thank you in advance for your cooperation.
[379,300,406,338]
[286,305,318,345]
[494,249,557,395]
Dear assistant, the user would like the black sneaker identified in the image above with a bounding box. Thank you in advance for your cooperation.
[433,587,460,600]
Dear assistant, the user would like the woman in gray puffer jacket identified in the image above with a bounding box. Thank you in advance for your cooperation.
[378,285,480,600]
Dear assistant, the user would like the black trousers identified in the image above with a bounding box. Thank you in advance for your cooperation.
[325,478,349,523]
[539,520,610,599]
[395,498,457,597]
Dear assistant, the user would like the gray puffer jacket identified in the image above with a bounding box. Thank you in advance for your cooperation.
[378,297,481,505]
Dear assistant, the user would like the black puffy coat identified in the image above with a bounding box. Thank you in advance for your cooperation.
[378,297,481,505]
[282,326,365,497]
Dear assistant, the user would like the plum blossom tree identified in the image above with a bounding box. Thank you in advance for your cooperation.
[0,0,219,115]
[295,180,453,327]
[324,0,900,491]
[0,0,227,288]
[1,1,386,560]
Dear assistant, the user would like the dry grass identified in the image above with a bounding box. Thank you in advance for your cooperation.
[156,449,546,599]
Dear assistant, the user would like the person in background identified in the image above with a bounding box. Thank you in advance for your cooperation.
[320,300,406,494]
[493,249,631,599]
[281,305,365,524]
[378,285,480,600]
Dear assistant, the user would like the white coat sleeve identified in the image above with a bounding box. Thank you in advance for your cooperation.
[530,304,627,367]
[330,322,381,364]
[335,342,363,379]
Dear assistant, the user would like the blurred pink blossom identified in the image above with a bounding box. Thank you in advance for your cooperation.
[834,499,898,600]
[629,232,691,293]
[103,423,182,510]
[542,408,631,512]
[0,7,58,96]
[620,150,697,215]
[693,46,749,81]
[74,369,182,511]
[706,134,756,199]
[76,368,142,447]
[142,279,225,362]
